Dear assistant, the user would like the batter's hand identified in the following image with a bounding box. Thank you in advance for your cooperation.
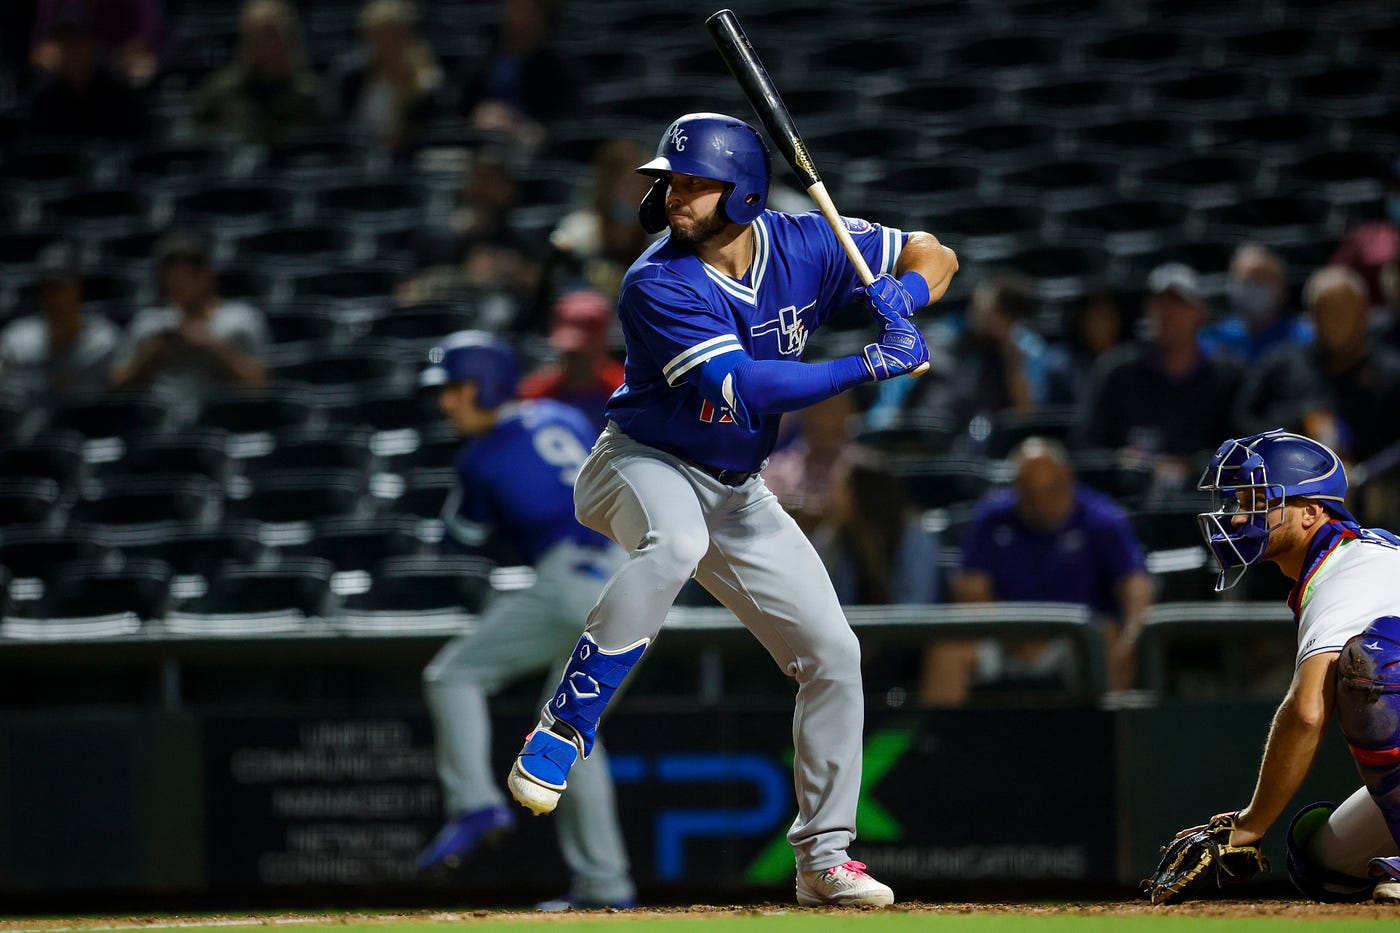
[858,273,925,323]
[862,316,929,381]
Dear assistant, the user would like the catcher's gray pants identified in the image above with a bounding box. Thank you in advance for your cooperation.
[568,424,865,872]
[424,540,634,904]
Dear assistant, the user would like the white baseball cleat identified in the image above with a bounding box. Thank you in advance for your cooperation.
[795,860,894,907]
[507,728,579,816]
[1375,881,1400,903]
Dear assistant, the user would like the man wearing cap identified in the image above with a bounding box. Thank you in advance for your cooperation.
[111,230,268,404]
[1079,262,1244,485]
[518,290,625,433]
[0,240,120,403]
[414,332,636,911]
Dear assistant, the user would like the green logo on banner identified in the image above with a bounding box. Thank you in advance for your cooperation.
[743,725,913,883]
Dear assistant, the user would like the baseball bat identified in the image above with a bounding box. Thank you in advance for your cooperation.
[705,9,930,377]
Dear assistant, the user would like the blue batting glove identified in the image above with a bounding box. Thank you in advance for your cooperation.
[862,316,929,381]
[858,272,931,324]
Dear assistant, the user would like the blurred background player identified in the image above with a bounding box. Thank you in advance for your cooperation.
[416,331,635,911]
[504,111,958,909]
[1184,429,1400,903]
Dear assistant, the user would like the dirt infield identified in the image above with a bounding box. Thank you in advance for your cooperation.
[2,900,1398,930]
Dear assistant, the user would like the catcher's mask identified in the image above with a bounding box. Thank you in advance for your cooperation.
[1197,429,1358,591]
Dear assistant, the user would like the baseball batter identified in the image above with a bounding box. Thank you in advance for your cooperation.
[1145,429,1400,904]
[416,332,635,910]
[504,113,958,908]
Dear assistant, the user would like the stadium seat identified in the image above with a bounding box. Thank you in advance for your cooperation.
[127,143,224,187]
[345,555,494,613]
[1131,499,1208,552]
[394,468,457,519]
[982,407,1080,460]
[115,520,266,577]
[191,556,336,618]
[0,432,85,491]
[198,387,320,435]
[174,184,293,230]
[313,182,424,228]
[0,478,62,528]
[291,514,425,572]
[853,413,958,457]
[271,347,409,392]
[365,305,482,344]
[50,392,170,441]
[1069,450,1154,508]
[103,430,232,484]
[72,475,222,531]
[20,557,172,621]
[288,266,403,303]
[0,527,113,578]
[892,458,990,510]
[247,428,375,475]
[388,423,462,471]
[226,468,368,523]
[43,188,148,235]
[327,385,438,433]
[234,227,355,267]
[265,306,341,348]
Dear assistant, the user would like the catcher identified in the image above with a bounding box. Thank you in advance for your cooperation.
[1144,430,1400,905]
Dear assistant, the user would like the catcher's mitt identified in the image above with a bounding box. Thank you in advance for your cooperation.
[1142,813,1269,905]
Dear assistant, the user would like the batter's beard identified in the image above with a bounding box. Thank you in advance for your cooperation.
[668,208,728,248]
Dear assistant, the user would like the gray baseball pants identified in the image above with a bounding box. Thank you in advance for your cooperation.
[424,540,635,904]
[564,423,865,872]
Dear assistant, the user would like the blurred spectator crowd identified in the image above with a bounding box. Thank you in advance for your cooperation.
[1,0,1399,706]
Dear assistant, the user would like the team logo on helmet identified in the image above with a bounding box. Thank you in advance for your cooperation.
[669,124,688,151]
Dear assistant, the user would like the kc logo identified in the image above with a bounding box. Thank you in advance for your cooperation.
[670,124,688,151]
[750,300,814,357]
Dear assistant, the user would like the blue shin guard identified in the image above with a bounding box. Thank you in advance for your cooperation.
[545,633,649,757]
[508,633,647,816]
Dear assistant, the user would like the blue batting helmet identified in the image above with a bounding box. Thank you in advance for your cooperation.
[636,112,771,234]
[419,331,519,409]
[1197,429,1359,590]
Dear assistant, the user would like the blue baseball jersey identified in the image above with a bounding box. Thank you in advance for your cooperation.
[442,398,610,564]
[605,210,906,471]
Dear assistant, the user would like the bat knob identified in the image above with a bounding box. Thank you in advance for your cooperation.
[909,362,930,378]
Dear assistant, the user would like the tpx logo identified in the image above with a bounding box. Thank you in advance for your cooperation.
[669,124,688,151]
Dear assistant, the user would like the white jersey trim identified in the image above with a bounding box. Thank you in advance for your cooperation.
[663,334,744,385]
[881,226,903,275]
[699,216,770,306]
[440,487,490,546]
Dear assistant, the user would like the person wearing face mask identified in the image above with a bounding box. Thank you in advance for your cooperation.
[1201,244,1313,364]
[1234,265,1400,467]
[1331,157,1400,310]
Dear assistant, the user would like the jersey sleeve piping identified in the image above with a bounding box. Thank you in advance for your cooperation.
[663,334,745,385]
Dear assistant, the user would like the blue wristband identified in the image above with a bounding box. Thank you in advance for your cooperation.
[898,271,931,311]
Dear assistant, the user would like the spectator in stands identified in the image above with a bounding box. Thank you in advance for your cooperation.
[1046,287,1129,406]
[24,5,148,140]
[920,438,1152,705]
[517,290,623,434]
[1077,263,1242,488]
[1234,266,1400,466]
[1200,244,1311,364]
[899,270,1055,432]
[31,0,160,87]
[457,0,580,152]
[813,452,939,606]
[193,0,320,147]
[1330,156,1400,309]
[396,152,539,307]
[548,138,655,301]
[110,230,268,402]
[0,241,119,403]
[328,0,443,150]
[764,391,862,536]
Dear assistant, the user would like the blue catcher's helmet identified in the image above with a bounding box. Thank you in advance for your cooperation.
[636,112,772,234]
[1197,429,1359,590]
[419,330,519,408]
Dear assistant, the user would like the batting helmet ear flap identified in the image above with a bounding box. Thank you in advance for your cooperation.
[639,177,669,234]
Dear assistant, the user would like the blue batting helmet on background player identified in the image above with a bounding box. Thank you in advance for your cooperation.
[419,330,520,408]
[636,112,772,234]
[1197,428,1361,590]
